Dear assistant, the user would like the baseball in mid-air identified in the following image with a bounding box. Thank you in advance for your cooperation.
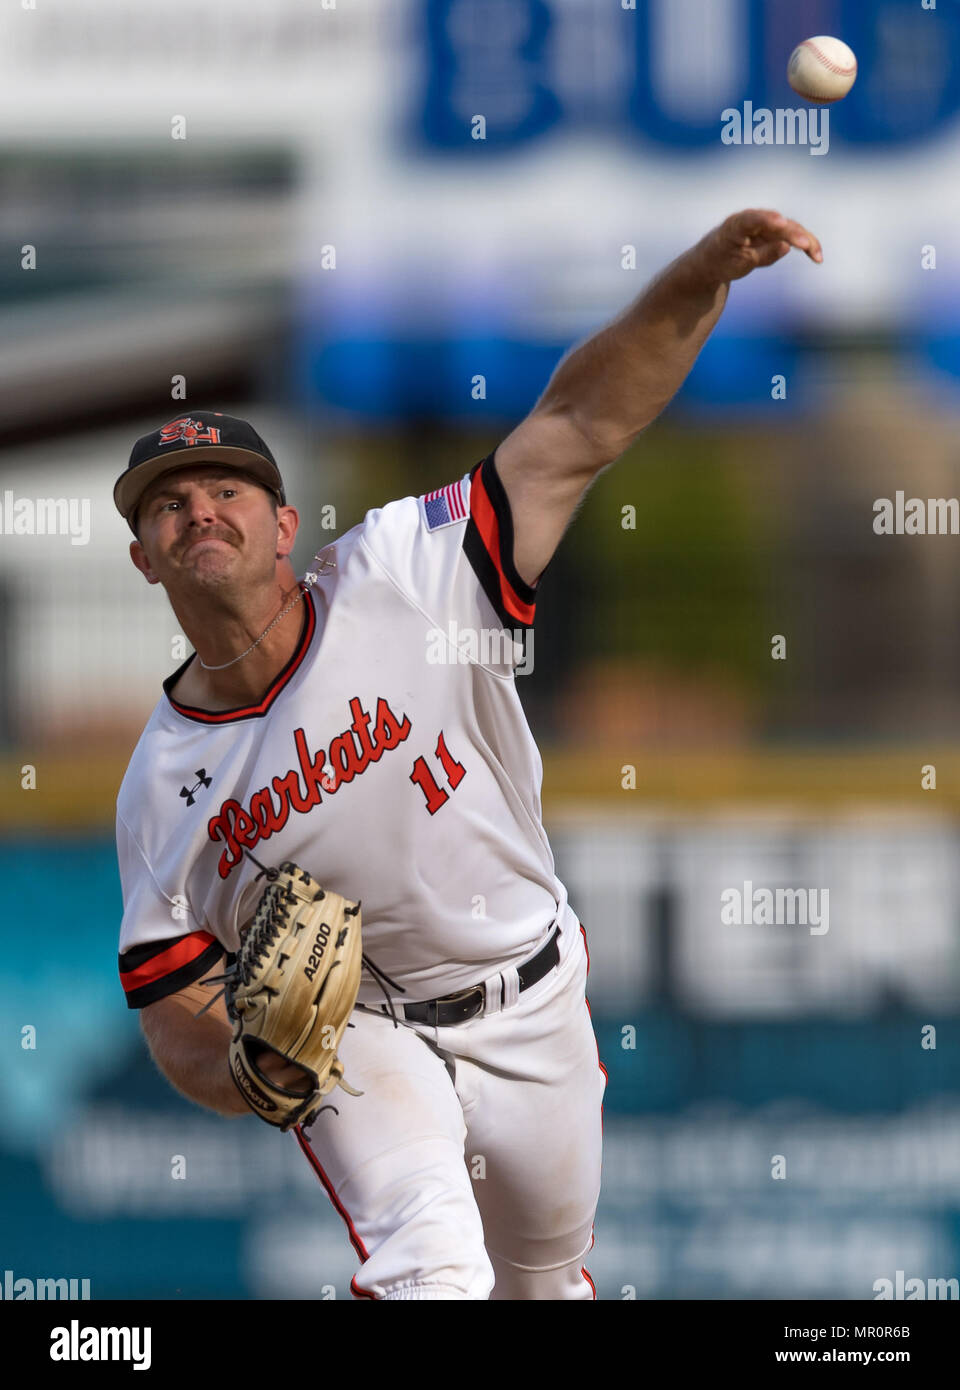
[787,35,858,104]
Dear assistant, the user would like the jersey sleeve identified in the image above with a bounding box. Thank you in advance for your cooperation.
[460,450,540,633]
[359,449,540,671]
[116,810,223,1010]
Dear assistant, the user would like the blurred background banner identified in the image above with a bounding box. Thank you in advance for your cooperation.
[2,0,960,1301]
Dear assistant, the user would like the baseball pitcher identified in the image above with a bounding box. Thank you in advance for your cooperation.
[114,211,821,1300]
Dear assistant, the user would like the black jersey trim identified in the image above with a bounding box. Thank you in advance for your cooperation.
[120,933,224,1010]
[463,451,538,631]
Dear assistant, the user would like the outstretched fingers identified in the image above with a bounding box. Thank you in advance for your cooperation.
[732,208,822,263]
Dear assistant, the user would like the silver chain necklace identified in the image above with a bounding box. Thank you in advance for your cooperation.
[197,551,336,672]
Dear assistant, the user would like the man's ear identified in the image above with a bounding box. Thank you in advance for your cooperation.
[275,504,299,559]
[130,539,161,586]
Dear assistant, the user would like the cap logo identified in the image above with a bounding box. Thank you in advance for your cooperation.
[158,417,222,447]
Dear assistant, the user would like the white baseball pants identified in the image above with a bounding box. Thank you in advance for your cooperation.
[294,906,607,1300]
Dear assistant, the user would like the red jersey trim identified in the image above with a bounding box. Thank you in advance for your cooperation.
[468,460,537,627]
[119,930,223,1009]
[119,929,218,992]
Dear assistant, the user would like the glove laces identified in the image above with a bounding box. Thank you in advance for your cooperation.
[195,850,407,1030]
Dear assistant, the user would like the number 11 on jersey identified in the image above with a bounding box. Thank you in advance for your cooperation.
[409,731,466,814]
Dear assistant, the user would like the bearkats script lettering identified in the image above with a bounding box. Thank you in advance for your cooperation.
[207,695,412,878]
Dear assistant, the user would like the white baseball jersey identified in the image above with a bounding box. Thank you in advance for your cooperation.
[117,452,572,1011]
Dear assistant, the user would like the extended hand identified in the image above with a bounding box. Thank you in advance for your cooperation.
[698,208,822,283]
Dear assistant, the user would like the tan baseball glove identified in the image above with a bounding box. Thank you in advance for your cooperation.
[203,860,365,1131]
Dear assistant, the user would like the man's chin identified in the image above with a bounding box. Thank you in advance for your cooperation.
[179,548,239,585]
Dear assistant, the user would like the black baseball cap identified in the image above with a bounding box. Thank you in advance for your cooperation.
[114,410,286,535]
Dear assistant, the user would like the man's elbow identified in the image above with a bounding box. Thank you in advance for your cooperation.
[525,401,629,477]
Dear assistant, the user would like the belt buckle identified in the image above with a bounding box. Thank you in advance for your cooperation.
[438,983,485,1023]
[440,984,485,1004]
[441,989,489,1011]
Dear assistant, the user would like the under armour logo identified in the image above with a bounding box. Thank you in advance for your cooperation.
[180,769,212,807]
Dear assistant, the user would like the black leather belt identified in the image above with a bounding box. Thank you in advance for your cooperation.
[399,925,562,1027]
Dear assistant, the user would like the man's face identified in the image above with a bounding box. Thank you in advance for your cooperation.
[130,466,296,595]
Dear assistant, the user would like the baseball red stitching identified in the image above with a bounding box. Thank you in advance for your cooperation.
[800,39,856,76]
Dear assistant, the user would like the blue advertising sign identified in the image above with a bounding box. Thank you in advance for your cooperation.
[418,0,960,152]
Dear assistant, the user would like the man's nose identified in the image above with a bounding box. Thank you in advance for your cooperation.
[183,492,219,525]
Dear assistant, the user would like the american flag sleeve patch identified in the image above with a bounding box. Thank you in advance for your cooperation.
[423,478,468,531]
